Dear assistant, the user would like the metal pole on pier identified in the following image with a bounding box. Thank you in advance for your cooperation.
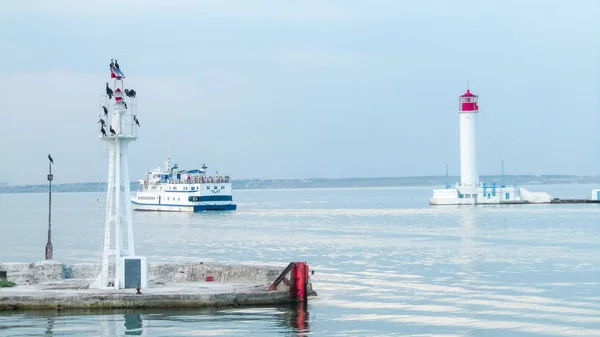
[501,159,504,187]
[45,154,54,260]
[445,163,449,189]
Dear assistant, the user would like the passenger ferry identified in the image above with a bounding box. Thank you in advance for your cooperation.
[131,155,236,212]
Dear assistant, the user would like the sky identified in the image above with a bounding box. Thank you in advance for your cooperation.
[0,0,598,185]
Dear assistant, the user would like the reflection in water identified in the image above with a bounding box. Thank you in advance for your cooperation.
[44,317,54,336]
[5,306,310,336]
[458,208,477,284]
[124,314,143,335]
[280,302,310,335]
[457,208,477,337]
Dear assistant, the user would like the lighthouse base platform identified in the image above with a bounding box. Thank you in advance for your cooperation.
[430,185,553,205]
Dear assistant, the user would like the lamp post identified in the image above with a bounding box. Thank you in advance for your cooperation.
[45,154,54,260]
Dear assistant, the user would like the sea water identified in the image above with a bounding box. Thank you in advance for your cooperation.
[0,185,599,336]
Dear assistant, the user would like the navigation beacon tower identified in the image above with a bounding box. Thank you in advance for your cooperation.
[458,89,479,188]
[90,60,148,290]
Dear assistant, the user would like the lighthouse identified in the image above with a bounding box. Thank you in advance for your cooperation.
[90,60,148,290]
[458,89,479,187]
[429,87,553,205]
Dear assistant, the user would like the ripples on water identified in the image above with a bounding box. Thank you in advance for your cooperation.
[1,185,599,336]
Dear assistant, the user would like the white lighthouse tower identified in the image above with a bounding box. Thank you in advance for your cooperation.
[90,60,148,289]
[458,89,479,187]
[429,87,553,205]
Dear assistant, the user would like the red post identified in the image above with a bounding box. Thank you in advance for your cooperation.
[269,262,310,302]
[293,262,308,302]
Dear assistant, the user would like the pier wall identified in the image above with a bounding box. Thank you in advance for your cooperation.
[0,261,285,286]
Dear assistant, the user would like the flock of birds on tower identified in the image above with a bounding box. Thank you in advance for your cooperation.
[99,59,140,137]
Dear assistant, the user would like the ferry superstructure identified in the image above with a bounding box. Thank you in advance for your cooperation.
[131,155,236,212]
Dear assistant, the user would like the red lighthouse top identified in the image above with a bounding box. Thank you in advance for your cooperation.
[459,89,478,112]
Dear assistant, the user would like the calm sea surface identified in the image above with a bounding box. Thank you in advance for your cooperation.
[1,184,599,336]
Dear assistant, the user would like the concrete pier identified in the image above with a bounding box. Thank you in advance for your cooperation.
[0,261,316,311]
[550,199,600,204]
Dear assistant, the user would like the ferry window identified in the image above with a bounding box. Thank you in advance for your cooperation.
[206,186,210,190]
[178,198,180,201]
[173,186,177,190]
[191,187,195,191]
[213,186,217,189]
[221,186,225,189]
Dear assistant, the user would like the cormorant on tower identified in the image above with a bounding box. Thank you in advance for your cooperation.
[110,59,114,69]
[98,118,105,126]
[124,89,136,98]
[114,59,120,69]
[100,126,107,137]
[48,154,54,164]
[105,83,113,99]
[109,126,116,136]
[102,105,108,117]
[133,115,140,127]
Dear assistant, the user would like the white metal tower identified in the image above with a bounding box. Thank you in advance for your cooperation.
[90,61,147,290]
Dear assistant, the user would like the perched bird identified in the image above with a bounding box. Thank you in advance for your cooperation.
[133,115,140,127]
[48,154,54,164]
[109,126,116,136]
[124,89,136,98]
[114,59,120,69]
[100,126,107,137]
[102,105,108,117]
[109,59,114,69]
[98,118,105,126]
[105,83,113,99]
[123,101,128,109]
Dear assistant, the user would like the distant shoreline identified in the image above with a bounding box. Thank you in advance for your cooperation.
[1,175,599,194]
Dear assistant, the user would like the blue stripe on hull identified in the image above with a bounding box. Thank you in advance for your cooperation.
[131,200,237,212]
[193,204,237,212]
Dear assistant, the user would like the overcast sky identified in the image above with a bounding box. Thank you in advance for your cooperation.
[0,0,598,184]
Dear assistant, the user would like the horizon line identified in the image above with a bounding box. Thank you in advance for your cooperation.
[2,173,599,187]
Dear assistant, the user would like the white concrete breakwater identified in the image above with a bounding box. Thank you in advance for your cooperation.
[0,261,285,286]
[0,261,317,310]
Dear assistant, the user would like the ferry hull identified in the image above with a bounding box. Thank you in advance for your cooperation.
[194,204,237,212]
[132,201,236,212]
